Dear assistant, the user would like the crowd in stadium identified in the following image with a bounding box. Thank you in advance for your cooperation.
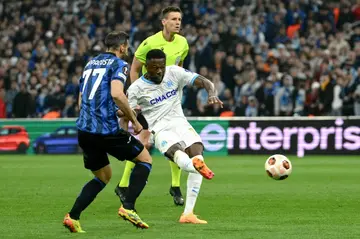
[1,0,360,118]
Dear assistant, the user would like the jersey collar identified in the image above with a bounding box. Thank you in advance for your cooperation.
[141,76,156,85]
[159,31,176,42]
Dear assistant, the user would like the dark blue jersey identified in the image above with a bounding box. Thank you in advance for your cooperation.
[76,52,129,135]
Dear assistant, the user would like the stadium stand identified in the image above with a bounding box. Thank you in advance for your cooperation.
[1,0,360,118]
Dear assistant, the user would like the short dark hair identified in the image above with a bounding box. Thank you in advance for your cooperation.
[146,49,166,62]
[161,6,182,19]
[104,31,129,50]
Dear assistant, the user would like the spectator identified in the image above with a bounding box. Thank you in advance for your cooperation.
[36,86,49,116]
[197,88,211,116]
[183,44,200,73]
[245,96,258,117]
[339,74,356,116]
[293,80,306,116]
[306,81,321,116]
[240,70,261,97]
[331,77,343,116]
[221,55,237,91]
[274,75,294,116]
[4,81,18,118]
[62,95,77,118]
[213,73,226,99]
[234,95,248,116]
[220,88,234,113]
[337,3,354,30]
[0,89,6,118]
[12,83,34,118]
[256,79,275,116]
[319,74,335,115]
[354,84,360,115]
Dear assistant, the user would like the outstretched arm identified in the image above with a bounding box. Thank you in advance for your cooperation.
[193,75,223,107]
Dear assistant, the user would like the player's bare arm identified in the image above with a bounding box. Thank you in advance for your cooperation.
[117,109,132,131]
[130,57,143,83]
[117,108,140,131]
[193,75,224,107]
[111,80,142,134]
[119,117,129,131]
[78,93,82,109]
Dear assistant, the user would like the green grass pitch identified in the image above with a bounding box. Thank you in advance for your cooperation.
[0,155,360,239]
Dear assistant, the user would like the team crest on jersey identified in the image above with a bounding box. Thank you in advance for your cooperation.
[166,81,173,88]
[161,140,167,147]
[122,66,128,75]
[175,56,181,65]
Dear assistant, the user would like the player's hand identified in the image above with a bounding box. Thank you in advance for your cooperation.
[132,121,143,135]
[207,96,223,108]
[117,109,137,120]
[116,109,125,117]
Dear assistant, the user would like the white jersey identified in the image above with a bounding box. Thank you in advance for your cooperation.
[127,65,198,133]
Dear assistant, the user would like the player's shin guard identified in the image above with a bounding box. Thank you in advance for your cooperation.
[123,162,152,210]
[69,177,106,220]
[173,150,198,174]
[184,172,203,215]
[119,161,135,187]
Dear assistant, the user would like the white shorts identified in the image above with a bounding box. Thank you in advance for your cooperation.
[152,119,202,154]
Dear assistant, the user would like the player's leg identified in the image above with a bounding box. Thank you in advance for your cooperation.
[165,142,212,224]
[115,160,133,202]
[107,131,152,229]
[165,143,201,174]
[179,124,213,224]
[169,160,182,205]
[164,142,214,180]
[115,113,151,202]
[179,142,208,224]
[154,130,188,206]
[165,142,213,217]
[138,114,183,206]
[64,131,110,233]
[119,149,152,229]
[122,147,152,211]
[155,129,212,206]
[115,129,151,201]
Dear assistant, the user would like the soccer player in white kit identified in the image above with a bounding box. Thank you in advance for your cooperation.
[121,49,223,224]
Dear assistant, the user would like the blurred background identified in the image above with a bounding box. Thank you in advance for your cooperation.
[1,0,360,119]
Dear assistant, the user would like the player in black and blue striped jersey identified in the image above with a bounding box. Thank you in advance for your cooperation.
[76,51,128,134]
[63,31,152,232]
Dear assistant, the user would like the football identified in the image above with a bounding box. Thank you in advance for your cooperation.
[265,154,292,180]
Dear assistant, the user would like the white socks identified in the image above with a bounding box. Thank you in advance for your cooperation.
[173,151,205,215]
[173,150,198,174]
[184,171,203,215]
